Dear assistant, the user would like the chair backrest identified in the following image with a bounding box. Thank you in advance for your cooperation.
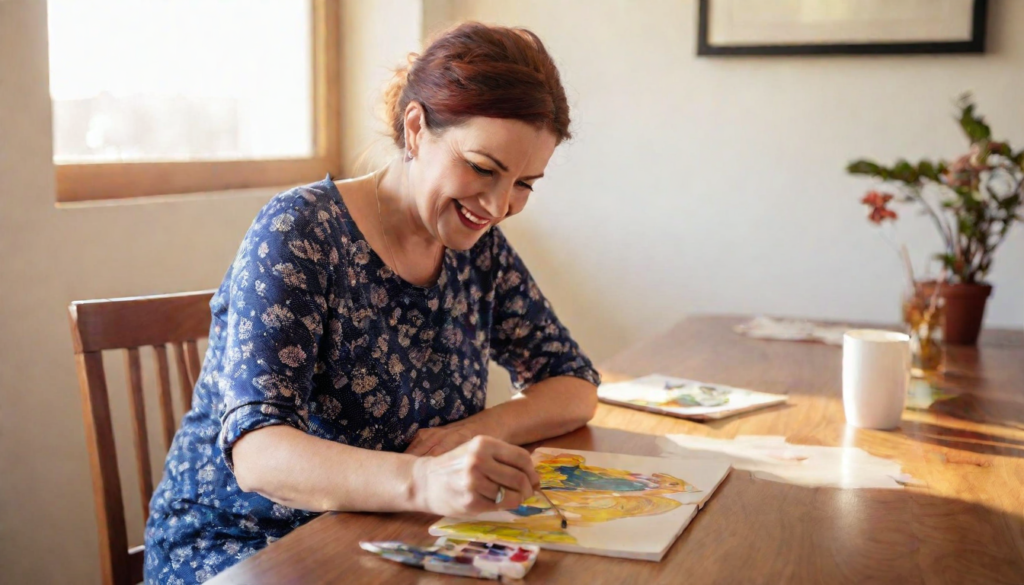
[68,291,215,585]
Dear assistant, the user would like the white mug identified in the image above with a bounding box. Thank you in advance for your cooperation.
[842,329,911,430]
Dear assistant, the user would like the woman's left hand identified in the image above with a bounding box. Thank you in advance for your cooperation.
[405,419,494,456]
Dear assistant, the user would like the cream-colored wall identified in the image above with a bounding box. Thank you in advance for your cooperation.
[340,0,423,173]
[426,0,1023,360]
[0,1,423,583]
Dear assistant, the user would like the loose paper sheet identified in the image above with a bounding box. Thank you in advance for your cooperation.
[734,316,852,346]
[599,374,787,421]
[658,435,916,489]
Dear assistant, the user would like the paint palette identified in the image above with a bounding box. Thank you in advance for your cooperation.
[360,538,539,580]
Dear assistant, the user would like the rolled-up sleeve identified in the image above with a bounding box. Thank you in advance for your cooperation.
[487,229,601,392]
[216,194,332,471]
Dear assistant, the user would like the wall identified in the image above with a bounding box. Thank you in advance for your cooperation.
[425,0,1023,365]
[340,0,422,173]
[0,1,422,583]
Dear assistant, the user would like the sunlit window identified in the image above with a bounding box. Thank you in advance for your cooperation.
[49,0,313,164]
[48,0,339,202]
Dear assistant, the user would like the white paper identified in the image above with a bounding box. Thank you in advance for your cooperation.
[598,374,787,420]
[658,434,915,490]
[734,316,852,346]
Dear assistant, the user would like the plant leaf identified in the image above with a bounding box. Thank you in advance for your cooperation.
[917,159,942,182]
[957,95,992,143]
[847,160,882,176]
[892,159,919,183]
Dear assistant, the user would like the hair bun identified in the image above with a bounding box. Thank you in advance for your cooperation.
[381,52,418,144]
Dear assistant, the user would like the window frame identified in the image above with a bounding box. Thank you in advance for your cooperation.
[53,0,341,203]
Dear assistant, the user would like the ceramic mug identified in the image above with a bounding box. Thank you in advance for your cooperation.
[842,329,911,429]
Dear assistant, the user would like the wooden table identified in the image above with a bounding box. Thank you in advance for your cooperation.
[209,316,1024,584]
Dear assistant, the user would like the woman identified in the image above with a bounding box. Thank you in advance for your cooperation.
[145,22,600,583]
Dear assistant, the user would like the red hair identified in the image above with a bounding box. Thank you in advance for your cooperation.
[383,22,571,147]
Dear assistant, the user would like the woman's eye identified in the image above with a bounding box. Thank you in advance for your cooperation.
[516,181,534,192]
[468,162,494,177]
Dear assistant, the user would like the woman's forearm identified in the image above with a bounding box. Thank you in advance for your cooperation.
[232,425,419,513]
[477,375,598,445]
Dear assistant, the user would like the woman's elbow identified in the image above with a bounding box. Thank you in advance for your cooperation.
[231,431,269,493]
[585,384,599,419]
[572,380,599,426]
[232,456,259,494]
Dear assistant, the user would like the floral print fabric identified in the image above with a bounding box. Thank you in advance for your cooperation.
[143,176,600,583]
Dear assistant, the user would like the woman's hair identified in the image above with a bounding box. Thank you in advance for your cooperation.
[382,22,571,148]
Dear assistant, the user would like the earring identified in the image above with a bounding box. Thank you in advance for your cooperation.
[405,149,415,162]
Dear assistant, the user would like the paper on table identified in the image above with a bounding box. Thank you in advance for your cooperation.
[657,435,919,489]
[734,316,852,346]
[598,374,787,421]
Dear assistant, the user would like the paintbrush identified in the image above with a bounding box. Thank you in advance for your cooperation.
[536,488,568,530]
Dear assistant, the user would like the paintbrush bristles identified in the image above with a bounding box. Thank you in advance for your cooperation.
[537,488,569,530]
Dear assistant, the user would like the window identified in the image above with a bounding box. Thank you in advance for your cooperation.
[48,0,340,203]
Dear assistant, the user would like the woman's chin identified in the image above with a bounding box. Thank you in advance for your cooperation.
[439,224,489,251]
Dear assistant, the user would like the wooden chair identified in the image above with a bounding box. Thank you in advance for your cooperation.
[68,291,215,585]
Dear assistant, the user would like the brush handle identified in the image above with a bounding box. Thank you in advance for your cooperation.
[538,489,569,528]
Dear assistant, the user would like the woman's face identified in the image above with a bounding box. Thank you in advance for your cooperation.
[406,112,558,251]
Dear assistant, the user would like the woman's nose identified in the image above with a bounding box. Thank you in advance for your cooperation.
[480,184,512,219]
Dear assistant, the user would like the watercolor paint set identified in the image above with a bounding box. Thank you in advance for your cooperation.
[360,538,540,580]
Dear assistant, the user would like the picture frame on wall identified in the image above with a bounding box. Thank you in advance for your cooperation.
[697,0,988,56]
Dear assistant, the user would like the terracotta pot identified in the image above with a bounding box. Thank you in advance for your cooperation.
[940,283,992,345]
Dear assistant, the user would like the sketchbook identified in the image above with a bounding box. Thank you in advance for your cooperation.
[598,374,787,421]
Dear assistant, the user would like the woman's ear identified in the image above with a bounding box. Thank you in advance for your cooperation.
[403,101,425,158]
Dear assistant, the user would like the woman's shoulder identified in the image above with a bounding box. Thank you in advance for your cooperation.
[231,176,350,286]
[253,176,346,236]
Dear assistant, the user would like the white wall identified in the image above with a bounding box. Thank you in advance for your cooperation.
[426,0,1024,363]
[340,0,423,173]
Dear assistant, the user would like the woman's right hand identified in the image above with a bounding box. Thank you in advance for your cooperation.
[411,435,540,517]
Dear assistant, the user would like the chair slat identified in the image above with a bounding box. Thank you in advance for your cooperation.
[75,351,131,585]
[185,339,202,387]
[69,290,214,353]
[127,545,145,584]
[153,345,177,451]
[172,343,194,408]
[124,348,154,519]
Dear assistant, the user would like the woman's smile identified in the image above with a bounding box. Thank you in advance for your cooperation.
[455,200,492,230]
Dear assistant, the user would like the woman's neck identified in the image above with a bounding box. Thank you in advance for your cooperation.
[375,159,440,253]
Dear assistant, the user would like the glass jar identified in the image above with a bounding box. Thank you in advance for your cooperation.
[901,280,945,374]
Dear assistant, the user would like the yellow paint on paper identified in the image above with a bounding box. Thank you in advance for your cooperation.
[433,452,700,545]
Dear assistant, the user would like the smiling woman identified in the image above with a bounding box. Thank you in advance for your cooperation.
[143,22,600,584]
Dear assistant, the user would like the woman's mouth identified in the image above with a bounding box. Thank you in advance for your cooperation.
[455,201,491,230]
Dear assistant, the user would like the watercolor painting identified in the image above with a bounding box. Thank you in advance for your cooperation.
[598,374,788,421]
[429,448,731,561]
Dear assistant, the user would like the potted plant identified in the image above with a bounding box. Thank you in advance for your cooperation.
[848,94,1023,345]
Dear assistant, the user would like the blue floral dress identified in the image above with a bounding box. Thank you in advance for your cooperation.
[143,176,600,583]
